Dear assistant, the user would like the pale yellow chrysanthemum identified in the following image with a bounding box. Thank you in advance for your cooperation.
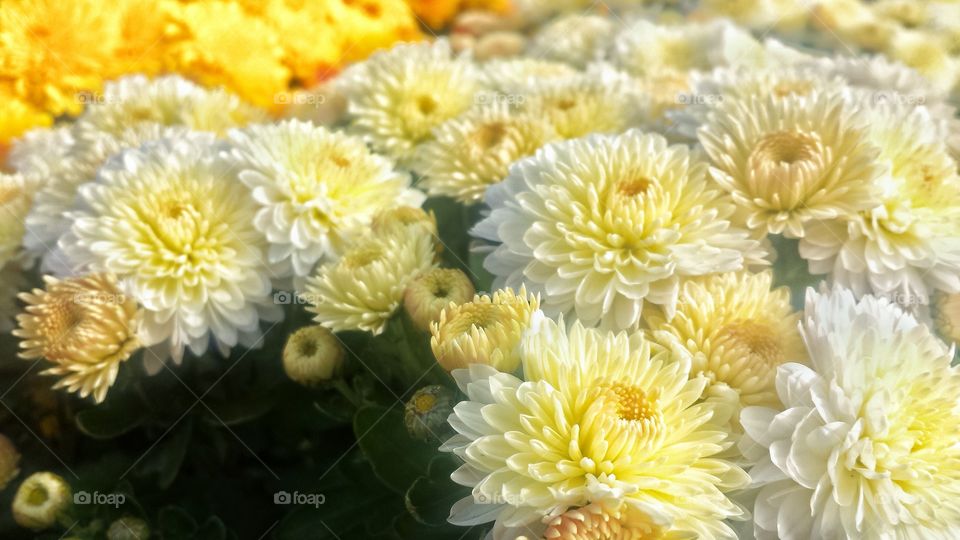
[61,134,278,364]
[644,271,806,419]
[527,14,614,69]
[479,58,578,95]
[305,221,437,335]
[11,472,71,530]
[370,205,438,239]
[474,130,767,330]
[76,75,267,137]
[741,287,960,539]
[692,0,808,34]
[411,103,559,203]
[0,0,125,119]
[444,316,748,539]
[226,120,423,276]
[404,268,475,332]
[698,92,884,238]
[800,102,960,302]
[14,274,141,403]
[0,434,20,490]
[810,0,894,51]
[336,40,483,165]
[884,29,959,95]
[609,20,768,79]
[522,70,643,141]
[543,500,671,540]
[166,0,291,110]
[429,285,538,372]
[24,124,191,265]
[0,173,39,268]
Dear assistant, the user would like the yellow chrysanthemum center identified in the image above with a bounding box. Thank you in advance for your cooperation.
[413,392,437,413]
[442,303,499,335]
[342,246,385,269]
[615,176,653,198]
[772,80,815,98]
[751,130,820,166]
[718,320,784,370]
[469,121,509,151]
[609,383,665,442]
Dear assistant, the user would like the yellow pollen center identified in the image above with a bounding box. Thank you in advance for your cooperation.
[752,130,819,166]
[413,393,437,413]
[341,246,384,268]
[720,320,784,368]
[772,80,814,97]
[616,176,653,197]
[611,383,657,423]
[330,155,351,168]
[471,122,509,150]
[416,95,438,115]
[447,304,499,335]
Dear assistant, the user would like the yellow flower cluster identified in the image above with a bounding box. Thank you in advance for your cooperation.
[0,0,425,144]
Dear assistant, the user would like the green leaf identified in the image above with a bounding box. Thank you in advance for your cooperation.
[75,398,146,440]
[770,235,823,311]
[158,506,198,540]
[139,418,194,488]
[202,394,274,426]
[195,517,228,540]
[353,406,436,494]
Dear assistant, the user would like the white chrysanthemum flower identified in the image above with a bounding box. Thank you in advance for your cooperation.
[527,14,614,69]
[77,75,267,136]
[61,134,277,364]
[0,173,40,267]
[479,58,578,95]
[884,29,959,95]
[225,120,423,276]
[473,130,766,330]
[698,92,884,238]
[23,124,191,265]
[304,219,437,335]
[521,69,644,141]
[740,287,960,539]
[807,54,948,106]
[800,101,960,302]
[609,20,768,78]
[644,271,807,418]
[444,315,748,539]
[336,40,483,166]
[7,126,74,179]
[411,103,558,204]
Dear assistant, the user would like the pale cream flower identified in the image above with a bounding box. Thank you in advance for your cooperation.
[429,285,538,372]
[645,271,806,424]
[543,499,671,540]
[741,287,960,539]
[411,103,558,203]
[7,126,74,179]
[444,316,748,539]
[12,472,71,530]
[884,29,959,95]
[0,173,39,268]
[14,274,140,403]
[404,268,475,332]
[305,221,437,335]
[61,134,278,364]
[698,92,884,238]
[0,434,20,490]
[473,130,766,330]
[76,75,267,137]
[527,14,614,69]
[226,120,423,276]
[800,101,960,302]
[336,40,483,165]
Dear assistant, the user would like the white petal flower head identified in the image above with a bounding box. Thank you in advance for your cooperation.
[77,74,267,136]
[24,124,191,266]
[226,120,423,276]
[740,286,960,540]
[473,130,767,330]
[7,126,74,179]
[335,40,483,166]
[0,173,39,268]
[800,101,960,301]
[445,315,748,539]
[698,92,884,238]
[304,219,438,335]
[61,134,277,364]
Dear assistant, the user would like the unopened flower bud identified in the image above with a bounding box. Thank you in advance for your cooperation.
[283,325,346,386]
[933,292,960,347]
[404,269,475,332]
[404,385,455,442]
[12,472,71,530]
[107,516,150,540]
[0,433,20,490]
